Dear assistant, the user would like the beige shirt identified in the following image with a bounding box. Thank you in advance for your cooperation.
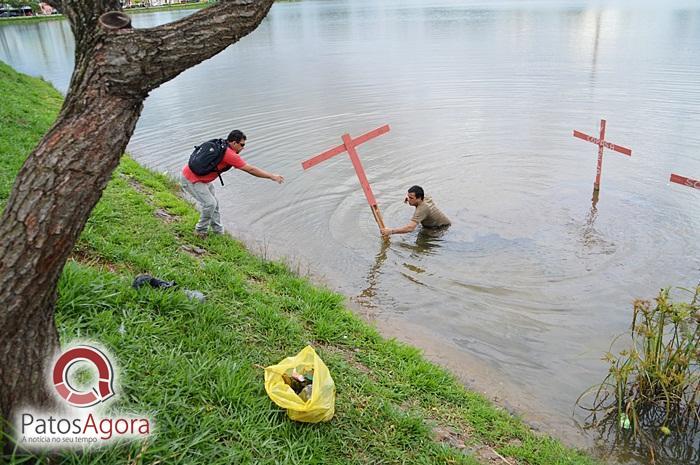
[410,197,451,228]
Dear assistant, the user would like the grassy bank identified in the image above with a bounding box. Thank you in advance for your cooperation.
[0,15,65,25]
[0,60,598,464]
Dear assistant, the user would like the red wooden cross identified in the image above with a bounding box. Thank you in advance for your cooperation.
[573,119,632,191]
[670,174,700,191]
[302,124,390,231]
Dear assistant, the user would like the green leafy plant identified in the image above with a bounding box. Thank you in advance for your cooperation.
[578,286,700,463]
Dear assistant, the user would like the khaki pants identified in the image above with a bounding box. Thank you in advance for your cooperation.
[180,175,223,234]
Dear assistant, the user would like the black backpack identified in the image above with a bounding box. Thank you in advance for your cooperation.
[188,138,231,185]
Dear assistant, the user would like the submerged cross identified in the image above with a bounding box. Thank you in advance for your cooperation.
[573,119,632,191]
[302,125,390,231]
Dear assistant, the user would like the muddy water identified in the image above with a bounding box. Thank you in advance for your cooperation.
[2,1,700,462]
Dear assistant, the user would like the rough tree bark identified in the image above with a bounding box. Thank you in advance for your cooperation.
[0,0,273,446]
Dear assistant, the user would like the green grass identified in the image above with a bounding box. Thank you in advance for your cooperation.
[0,62,61,209]
[0,59,599,464]
[0,15,65,25]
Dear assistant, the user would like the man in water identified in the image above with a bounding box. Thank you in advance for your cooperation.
[380,185,451,236]
[180,129,284,238]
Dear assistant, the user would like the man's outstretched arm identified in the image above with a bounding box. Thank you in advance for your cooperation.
[380,221,418,236]
[240,164,284,183]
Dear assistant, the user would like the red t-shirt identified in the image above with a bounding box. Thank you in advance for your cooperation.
[182,147,247,183]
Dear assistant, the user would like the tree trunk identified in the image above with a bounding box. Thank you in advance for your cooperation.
[0,90,144,439]
[0,0,273,449]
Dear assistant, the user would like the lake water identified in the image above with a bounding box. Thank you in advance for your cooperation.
[2,1,700,462]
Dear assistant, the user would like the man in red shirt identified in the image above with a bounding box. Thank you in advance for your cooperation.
[180,130,284,238]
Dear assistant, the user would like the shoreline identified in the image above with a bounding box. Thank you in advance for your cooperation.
[213,224,593,450]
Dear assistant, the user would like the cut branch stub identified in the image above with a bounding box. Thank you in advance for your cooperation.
[99,11,132,31]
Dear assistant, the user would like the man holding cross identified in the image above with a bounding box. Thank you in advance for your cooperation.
[301,125,451,236]
[381,185,451,236]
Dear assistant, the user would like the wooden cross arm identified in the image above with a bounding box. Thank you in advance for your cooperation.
[670,174,700,190]
[302,124,390,170]
[573,130,632,156]
[573,130,597,144]
[601,140,632,156]
[302,143,346,170]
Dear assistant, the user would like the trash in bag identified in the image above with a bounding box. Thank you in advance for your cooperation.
[132,274,177,290]
[264,345,335,423]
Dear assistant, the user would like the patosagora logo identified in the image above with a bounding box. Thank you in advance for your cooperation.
[52,345,115,407]
[17,342,152,449]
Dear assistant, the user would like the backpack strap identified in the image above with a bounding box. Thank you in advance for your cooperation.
[217,139,229,186]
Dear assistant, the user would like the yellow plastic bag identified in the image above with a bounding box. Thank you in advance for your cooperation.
[264,345,335,423]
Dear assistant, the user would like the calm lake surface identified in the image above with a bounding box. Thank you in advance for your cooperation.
[2,1,700,462]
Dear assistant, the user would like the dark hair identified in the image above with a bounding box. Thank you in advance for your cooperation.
[227,130,246,143]
[408,185,424,200]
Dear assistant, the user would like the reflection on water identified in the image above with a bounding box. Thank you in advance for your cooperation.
[588,411,700,465]
[414,227,449,250]
[397,229,446,258]
[357,238,389,312]
[579,189,615,253]
[2,1,700,462]
[581,205,601,246]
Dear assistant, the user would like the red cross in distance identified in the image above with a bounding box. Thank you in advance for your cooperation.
[573,119,632,192]
[670,174,700,191]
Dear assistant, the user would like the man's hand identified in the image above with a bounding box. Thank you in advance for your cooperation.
[270,174,284,184]
[380,228,392,236]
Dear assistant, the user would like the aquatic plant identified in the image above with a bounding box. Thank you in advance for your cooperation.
[578,285,700,463]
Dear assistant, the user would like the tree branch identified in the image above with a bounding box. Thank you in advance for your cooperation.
[51,0,122,51]
[97,0,274,97]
